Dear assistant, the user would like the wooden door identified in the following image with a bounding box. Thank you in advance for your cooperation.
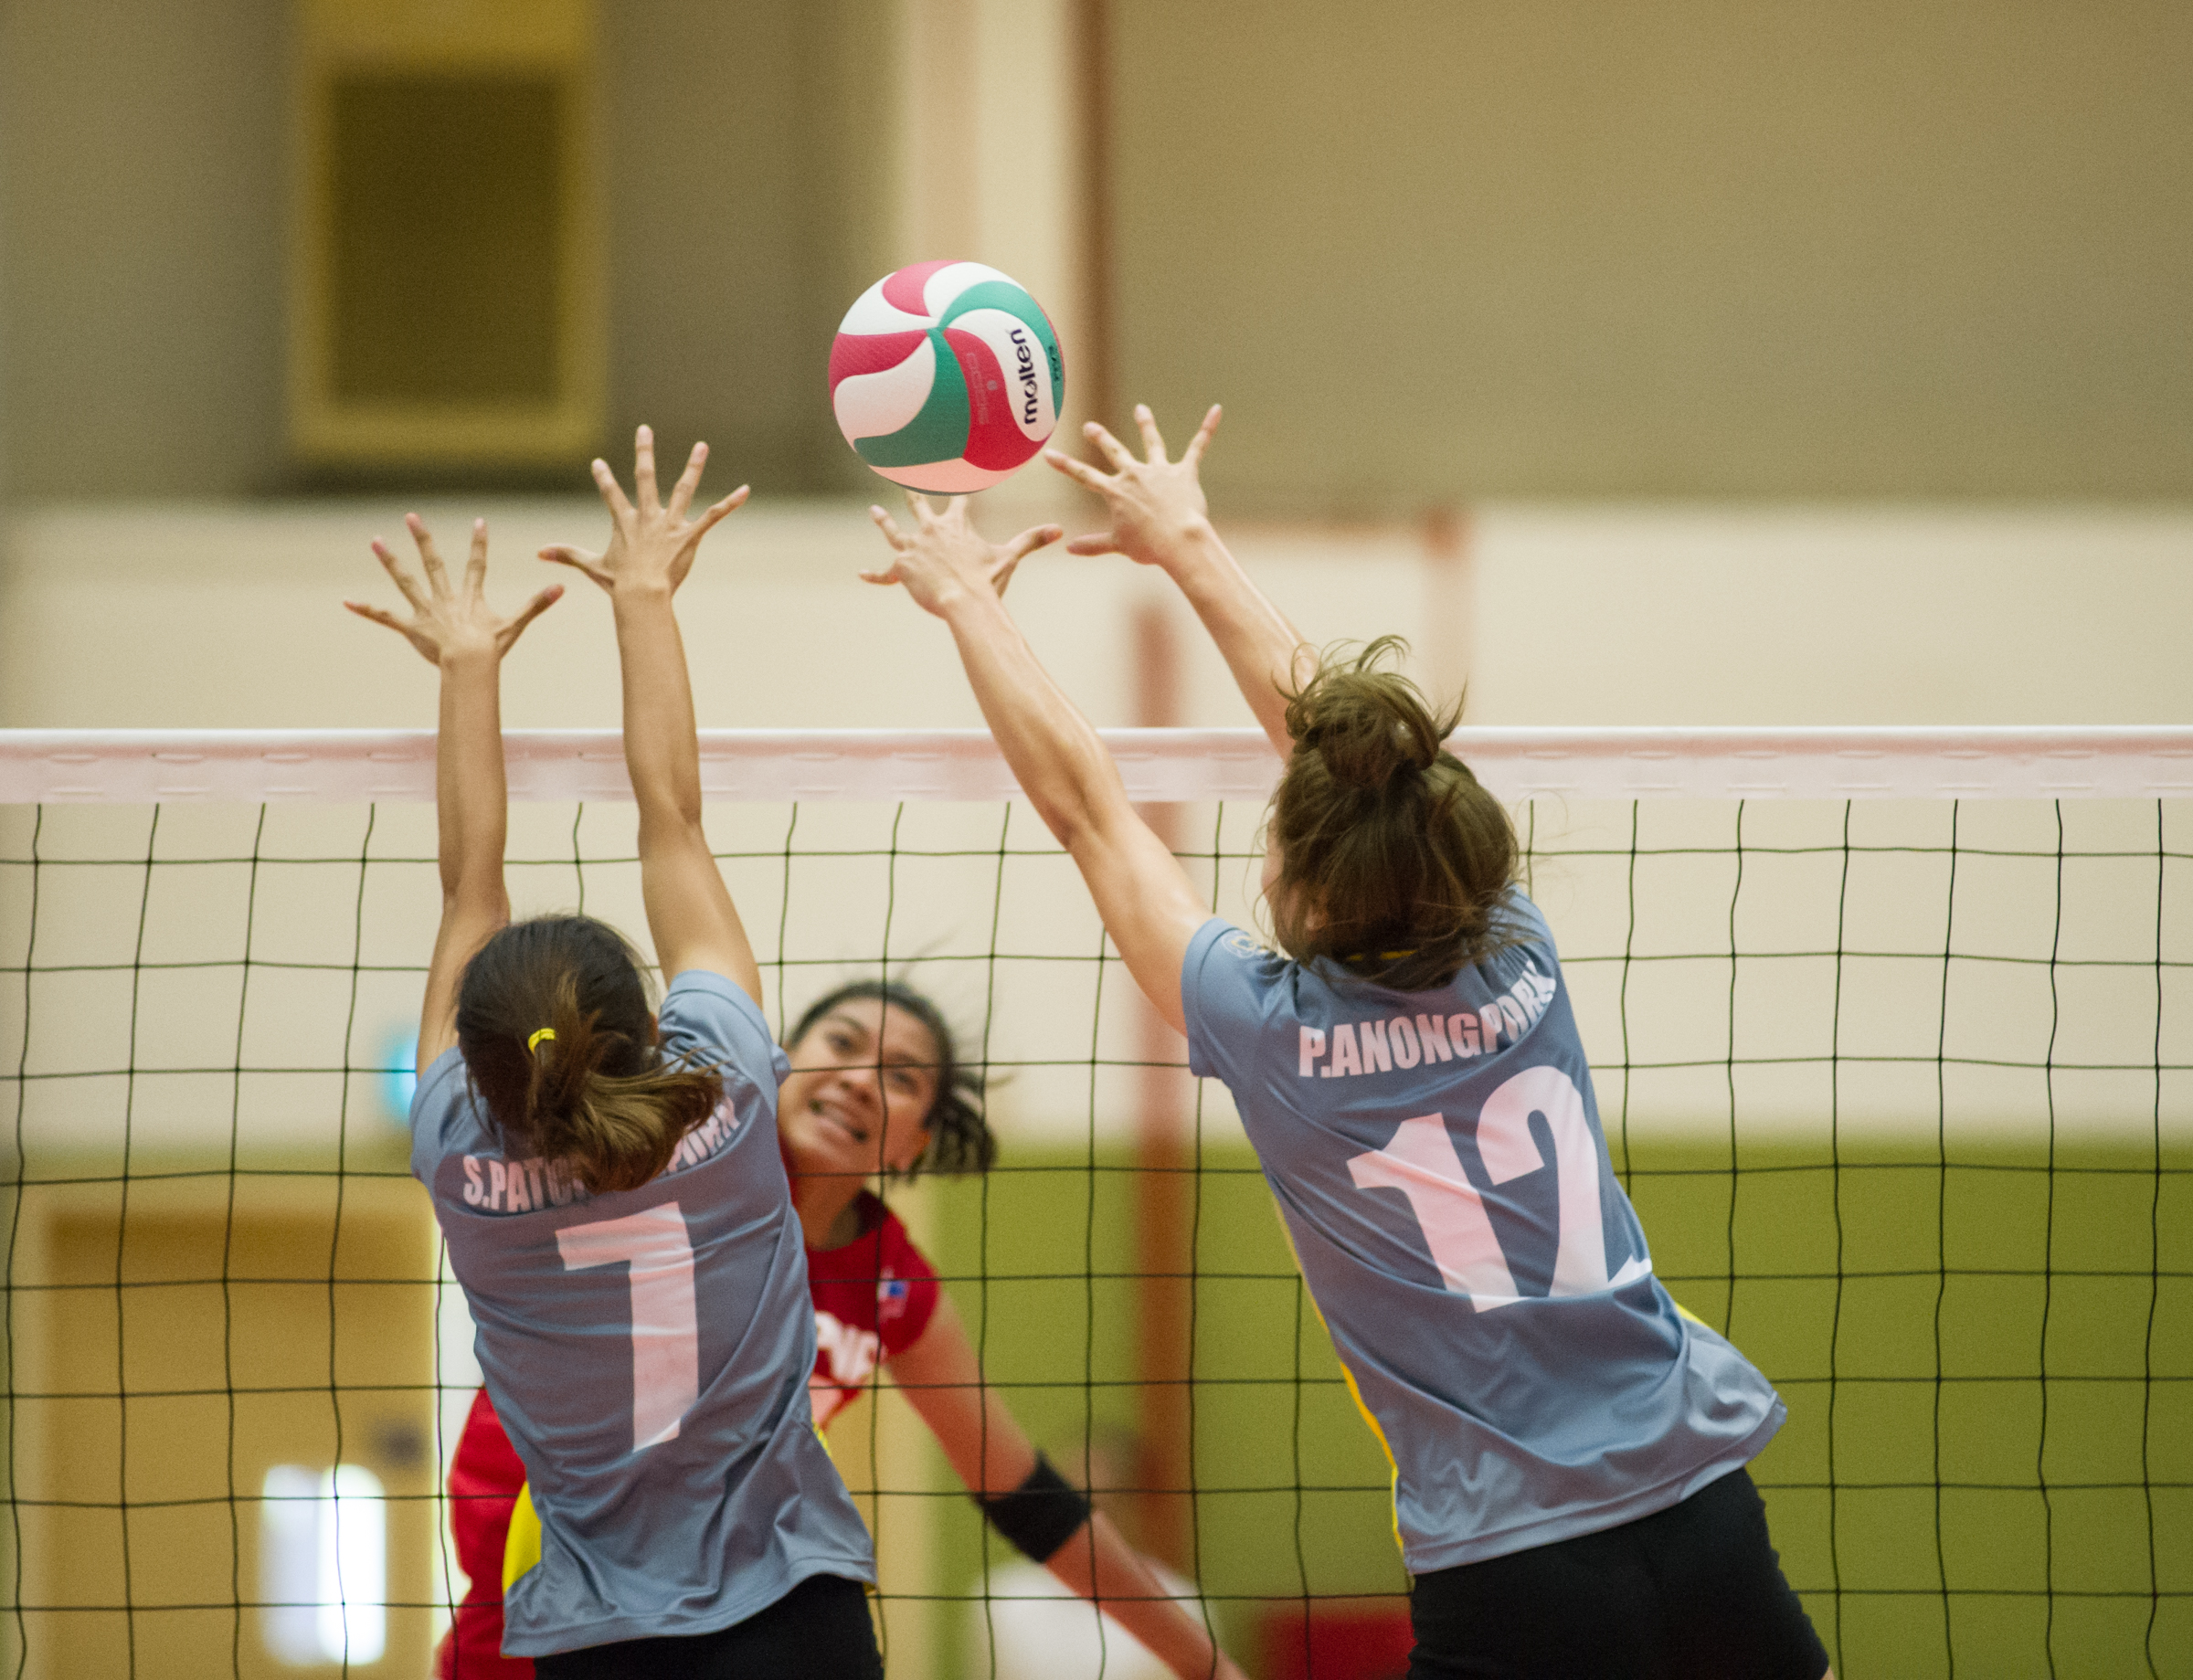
[24,1178,436,1679]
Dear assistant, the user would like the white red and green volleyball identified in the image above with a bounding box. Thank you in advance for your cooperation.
[829,260,1065,494]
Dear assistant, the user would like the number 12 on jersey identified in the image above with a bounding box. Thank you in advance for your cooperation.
[1347,1065,1650,1312]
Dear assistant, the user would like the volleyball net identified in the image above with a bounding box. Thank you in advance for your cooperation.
[2,726,2187,1680]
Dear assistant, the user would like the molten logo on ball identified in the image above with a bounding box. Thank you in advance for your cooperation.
[829,261,1065,494]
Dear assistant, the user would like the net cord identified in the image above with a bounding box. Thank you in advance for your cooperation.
[5,810,39,1680]
[2144,806,2166,1679]
[111,806,160,1676]
[218,807,268,1677]
[2039,808,2064,1675]
[1931,803,1962,1673]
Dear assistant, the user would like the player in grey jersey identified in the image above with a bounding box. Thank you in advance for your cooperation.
[858,407,1834,1680]
[349,429,880,1678]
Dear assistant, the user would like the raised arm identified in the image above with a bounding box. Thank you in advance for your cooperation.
[862,497,1209,1034]
[886,1298,1245,1680]
[540,426,760,1000]
[345,516,562,1072]
[1046,405,1313,757]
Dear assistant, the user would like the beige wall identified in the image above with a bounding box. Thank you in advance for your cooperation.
[6,500,2191,729]
[1112,0,2193,506]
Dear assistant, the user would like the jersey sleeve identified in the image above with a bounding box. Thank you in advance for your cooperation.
[407,1046,471,1187]
[1181,917,1289,1086]
[657,971,791,1115]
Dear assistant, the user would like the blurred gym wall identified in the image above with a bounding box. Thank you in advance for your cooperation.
[1111,0,2193,509]
[0,0,894,500]
[5,1,2186,507]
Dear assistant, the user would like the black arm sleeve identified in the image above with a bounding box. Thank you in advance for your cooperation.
[974,1451,1094,1565]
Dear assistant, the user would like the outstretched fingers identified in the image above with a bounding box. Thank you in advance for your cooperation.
[858,502,910,585]
[343,596,436,666]
[1132,403,1170,462]
[1181,403,1224,466]
[991,523,1065,596]
[342,598,409,636]
[537,544,613,589]
[503,582,565,641]
[463,517,490,596]
[690,483,749,540]
[868,503,910,551]
[1001,523,1065,563]
[370,538,429,610]
[904,489,952,528]
[407,513,450,593]
[633,425,662,515]
[1044,448,1109,491]
[1085,420,1137,471]
[666,440,708,521]
[590,456,637,523]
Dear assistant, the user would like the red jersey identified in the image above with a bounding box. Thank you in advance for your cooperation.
[433,1193,939,1677]
[804,1190,942,1425]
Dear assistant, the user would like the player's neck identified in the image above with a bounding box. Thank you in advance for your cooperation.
[791,1171,867,1251]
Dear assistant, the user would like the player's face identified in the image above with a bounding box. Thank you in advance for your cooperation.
[778,998,940,1182]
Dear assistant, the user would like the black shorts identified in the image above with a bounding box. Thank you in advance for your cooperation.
[1405,1467,1828,1680]
[533,1573,883,1680]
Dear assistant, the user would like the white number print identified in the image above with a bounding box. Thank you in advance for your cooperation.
[557,1202,700,1451]
[1348,1114,1522,1309]
[1348,1066,1650,1313]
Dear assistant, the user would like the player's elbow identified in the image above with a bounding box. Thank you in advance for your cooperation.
[638,805,709,854]
[626,761,705,828]
[1036,795,1098,854]
[441,870,509,921]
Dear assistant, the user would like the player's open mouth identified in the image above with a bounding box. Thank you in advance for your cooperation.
[810,1099,869,1149]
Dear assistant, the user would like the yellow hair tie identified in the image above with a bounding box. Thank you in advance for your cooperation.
[527,1028,556,1054]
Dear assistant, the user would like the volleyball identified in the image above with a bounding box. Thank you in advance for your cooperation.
[829,260,1065,494]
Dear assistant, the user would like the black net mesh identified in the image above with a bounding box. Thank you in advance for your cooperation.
[1,790,2186,1679]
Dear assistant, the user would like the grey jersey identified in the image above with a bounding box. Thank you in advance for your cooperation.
[411,971,874,1655]
[1183,899,1784,1575]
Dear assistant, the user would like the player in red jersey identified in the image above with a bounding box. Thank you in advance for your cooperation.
[437,978,1246,1680]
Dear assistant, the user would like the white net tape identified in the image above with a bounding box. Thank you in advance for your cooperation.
[5,724,2191,805]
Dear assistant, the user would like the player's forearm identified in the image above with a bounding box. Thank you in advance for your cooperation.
[435,650,511,908]
[610,583,705,827]
[1044,1512,1223,1680]
[1159,523,1310,757]
[939,589,1132,851]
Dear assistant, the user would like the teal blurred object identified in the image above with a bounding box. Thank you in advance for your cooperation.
[381,1028,419,1125]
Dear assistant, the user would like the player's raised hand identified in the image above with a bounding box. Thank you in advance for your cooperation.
[861,493,1062,617]
[345,514,562,667]
[540,424,747,596]
[1044,402,1222,568]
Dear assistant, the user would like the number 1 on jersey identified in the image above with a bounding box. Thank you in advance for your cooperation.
[1348,1115,1522,1310]
[1348,1066,1649,1312]
[557,1202,700,1452]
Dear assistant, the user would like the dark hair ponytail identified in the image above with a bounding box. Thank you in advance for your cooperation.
[1269,636,1518,990]
[456,916,722,1195]
[789,979,994,1178]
